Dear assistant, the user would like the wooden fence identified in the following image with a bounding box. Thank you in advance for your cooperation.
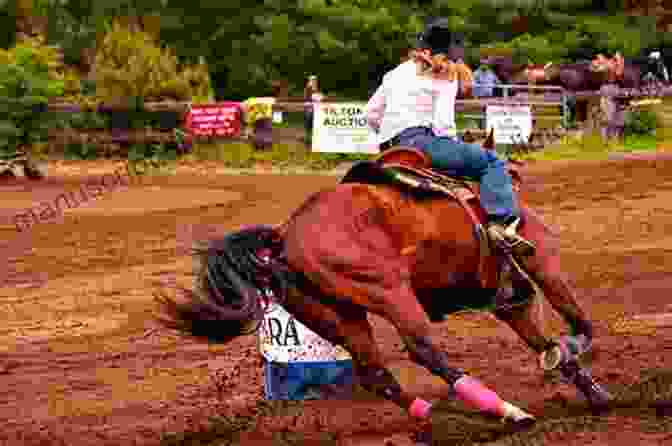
[44,84,671,152]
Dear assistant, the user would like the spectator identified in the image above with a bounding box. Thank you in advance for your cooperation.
[303,75,323,147]
[599,83,625,141]
[241,96,275,150]
[473,61,500,98]
[473,61,499,129]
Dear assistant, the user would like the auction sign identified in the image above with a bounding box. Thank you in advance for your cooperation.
[486,105,533,144]
[185,102,242,137]
[312,102,378,154]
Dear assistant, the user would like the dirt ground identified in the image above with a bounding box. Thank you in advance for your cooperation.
[1,155,672,446]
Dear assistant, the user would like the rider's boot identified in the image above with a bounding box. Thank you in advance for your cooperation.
[486,215,536,257]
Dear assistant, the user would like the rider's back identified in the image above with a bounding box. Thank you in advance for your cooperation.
[368,59,459,145]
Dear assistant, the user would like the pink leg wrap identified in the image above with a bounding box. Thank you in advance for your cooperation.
[409,398,433,419]
[453,376,504,416]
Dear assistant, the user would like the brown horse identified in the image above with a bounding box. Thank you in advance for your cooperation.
[155,135,612,437]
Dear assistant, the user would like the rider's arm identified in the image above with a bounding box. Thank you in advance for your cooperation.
[365,83,386,133]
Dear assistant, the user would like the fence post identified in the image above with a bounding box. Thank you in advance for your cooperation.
[561,90,569,129]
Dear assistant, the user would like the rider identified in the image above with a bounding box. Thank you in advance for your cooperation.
[365,18,535,257]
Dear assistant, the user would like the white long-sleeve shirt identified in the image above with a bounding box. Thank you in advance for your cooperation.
[366,60,458,144]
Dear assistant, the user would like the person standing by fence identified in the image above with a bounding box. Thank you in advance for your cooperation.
[473,61,500,129]
[473,62,499,98]
[599,83,626,141]
[303,75,323,148]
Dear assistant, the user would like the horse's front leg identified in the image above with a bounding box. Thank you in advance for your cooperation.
[387,282,536,425]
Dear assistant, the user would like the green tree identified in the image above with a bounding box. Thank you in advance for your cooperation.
[33,0,671,101]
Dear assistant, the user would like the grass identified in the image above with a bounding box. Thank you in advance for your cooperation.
[30,104,672,172]
[186,130,666,169]
[185,140,375,171]
[519,131,664,162]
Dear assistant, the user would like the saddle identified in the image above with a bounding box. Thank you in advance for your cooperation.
[341,145,522,232]
[340,146,535,308]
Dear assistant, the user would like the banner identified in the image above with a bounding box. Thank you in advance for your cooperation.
[185,102,242,137]
[258,298,351,363]
[486,105,533,144]
[312,102,379,153]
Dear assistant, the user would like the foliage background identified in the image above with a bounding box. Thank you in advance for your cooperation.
[2,0,670,101]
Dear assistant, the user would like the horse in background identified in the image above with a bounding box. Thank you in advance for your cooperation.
[480,55,557,96]
[455,60,474,98]
[155,133,613,441]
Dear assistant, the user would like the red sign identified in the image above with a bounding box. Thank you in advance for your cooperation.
[185,102,242,137]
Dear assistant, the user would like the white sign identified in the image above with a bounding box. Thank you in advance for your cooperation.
[486,105,533,144]
[258,299,352,363]
[312,102,379,154]
[272,111,284,123]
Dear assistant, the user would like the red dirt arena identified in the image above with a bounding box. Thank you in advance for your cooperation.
[1,155,671,446]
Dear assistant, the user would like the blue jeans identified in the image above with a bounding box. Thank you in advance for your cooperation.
[264,360,355,400]
[392,127,519,220]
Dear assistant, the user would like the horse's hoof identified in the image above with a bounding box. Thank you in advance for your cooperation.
[413,430,432,446]
[588,390,614,415]
[653,400,672,417]
[501,402,536,425]
[539,345,564,371]
[574,369,614,412]
[510,415,537,429]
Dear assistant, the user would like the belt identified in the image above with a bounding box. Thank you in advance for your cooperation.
[379,126,432,152]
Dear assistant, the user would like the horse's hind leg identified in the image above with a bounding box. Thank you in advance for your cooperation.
[493,294,554,356]
[384,283,535,423]
[510,208,613,408]
[521,208,594,343]
[493,290,613,410]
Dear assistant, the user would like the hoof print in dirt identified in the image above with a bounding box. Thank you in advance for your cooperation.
[431,403,536,444]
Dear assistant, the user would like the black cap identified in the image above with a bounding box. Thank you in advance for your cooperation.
[415,17,464,61]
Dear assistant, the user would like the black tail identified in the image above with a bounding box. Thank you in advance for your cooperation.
[154,224,289,343]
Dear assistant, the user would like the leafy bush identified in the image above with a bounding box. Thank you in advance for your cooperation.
[127,142,178,175]
[0,36,65,159]
[624,110,658,136]
[63,142,98,160]
[94,19,213,103]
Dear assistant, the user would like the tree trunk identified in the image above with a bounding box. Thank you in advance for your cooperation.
[15,0,48,42]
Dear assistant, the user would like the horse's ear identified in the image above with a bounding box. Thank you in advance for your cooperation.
[483,128,495,150]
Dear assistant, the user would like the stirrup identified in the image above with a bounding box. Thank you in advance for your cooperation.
[487,218,536,257]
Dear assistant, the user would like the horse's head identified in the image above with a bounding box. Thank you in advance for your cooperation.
[590,53,624,83]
